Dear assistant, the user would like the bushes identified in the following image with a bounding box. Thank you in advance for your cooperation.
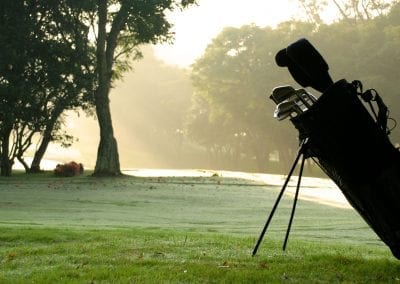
[54,161,84,177]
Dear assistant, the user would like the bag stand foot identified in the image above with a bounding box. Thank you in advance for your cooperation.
[252,138,308,256]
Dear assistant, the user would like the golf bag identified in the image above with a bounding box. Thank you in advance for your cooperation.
[291,79,400,259]
[271,38,400,259]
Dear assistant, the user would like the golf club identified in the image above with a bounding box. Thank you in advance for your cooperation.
[270,86,296,104]
[274,99,303,120]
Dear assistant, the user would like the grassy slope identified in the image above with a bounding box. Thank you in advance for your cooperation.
[0,172,399,282]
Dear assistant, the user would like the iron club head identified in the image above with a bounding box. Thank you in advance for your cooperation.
[270,86,296,104]
[274,100,303,121]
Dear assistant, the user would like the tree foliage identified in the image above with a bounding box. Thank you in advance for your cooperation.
[0,0,95,176]
[298,0,397,24]
[188,2,400,173]
[333,0,396,20]
[0,0,196,176]
[189,25,301,172]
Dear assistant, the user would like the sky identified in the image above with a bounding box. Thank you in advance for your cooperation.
[153,0,338,67]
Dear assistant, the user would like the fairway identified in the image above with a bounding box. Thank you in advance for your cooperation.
[1,171,399,282]
[0,171,375,239]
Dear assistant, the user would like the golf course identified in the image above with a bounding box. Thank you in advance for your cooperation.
[1,170,399,283]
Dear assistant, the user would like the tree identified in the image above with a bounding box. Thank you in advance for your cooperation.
[189,25,303,172]
[1,0,196,176]
[90,0,196,176]
[0,0,39,176]
[297,0,397,23]
[334,0,396,20]
[298,0,327,25]
[27,1,96,173]
[0,0,95,176]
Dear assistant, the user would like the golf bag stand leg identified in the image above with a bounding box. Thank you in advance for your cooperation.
[252,138,308,256]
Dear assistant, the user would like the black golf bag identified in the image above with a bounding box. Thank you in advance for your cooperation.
[291,79,400,259]
[268,38,400,259]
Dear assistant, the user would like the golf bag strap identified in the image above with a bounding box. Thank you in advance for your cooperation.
[352,80,389,135]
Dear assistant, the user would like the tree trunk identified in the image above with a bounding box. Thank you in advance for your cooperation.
[93,85,121,176]
[29,129,52,173]
[30,108,63,173]
[1,127,13,176]
[251,144,268,173]
[17,156,30,173]
[92,0,122,177]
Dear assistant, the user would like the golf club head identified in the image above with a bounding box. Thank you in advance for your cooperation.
[293,89,318,110]
[274,100,303,121]
[270,86,296,104]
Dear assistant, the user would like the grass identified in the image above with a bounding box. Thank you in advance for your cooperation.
[1,227,399,283]
[0,171,399,282]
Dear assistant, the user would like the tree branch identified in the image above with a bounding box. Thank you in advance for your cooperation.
[332,0,350,20]
[361,0,372,19]
[105,0,131,75]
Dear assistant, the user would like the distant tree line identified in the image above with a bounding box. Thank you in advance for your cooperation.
[187,1,400,173]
